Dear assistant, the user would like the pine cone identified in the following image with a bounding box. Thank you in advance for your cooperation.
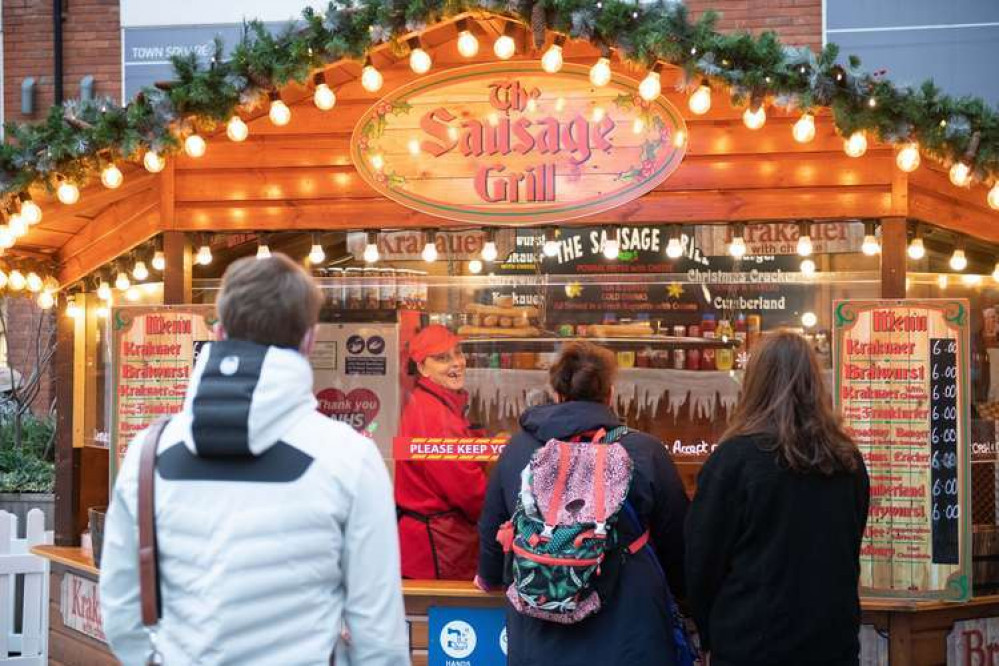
[531,0,546,50]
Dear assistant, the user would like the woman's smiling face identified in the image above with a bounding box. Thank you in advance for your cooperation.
[418,344,466,391]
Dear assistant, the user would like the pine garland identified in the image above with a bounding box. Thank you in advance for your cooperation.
[2,0,999,210]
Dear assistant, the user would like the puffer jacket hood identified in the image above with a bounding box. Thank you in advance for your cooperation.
[180,339,318,458]
[518,400,623,443]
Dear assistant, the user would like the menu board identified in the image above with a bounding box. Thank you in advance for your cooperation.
[833,299,971,600]
[110,306,216,473]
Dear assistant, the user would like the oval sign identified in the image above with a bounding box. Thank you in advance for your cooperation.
[350,62,687,224]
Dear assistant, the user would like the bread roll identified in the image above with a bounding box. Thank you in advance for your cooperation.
[457,325,541,337]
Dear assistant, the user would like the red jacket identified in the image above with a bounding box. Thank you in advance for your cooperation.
[395,377,487,579]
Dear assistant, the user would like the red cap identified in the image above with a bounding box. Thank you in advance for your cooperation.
[408,325,463,362]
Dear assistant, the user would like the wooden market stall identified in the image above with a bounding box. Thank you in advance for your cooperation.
[0,5,997,664]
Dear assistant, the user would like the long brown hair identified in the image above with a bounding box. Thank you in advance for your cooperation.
[722,329,859,475]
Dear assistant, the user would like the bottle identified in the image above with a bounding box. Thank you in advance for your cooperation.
[747,314,762,351]
[734,313,747,348]
[700,314,716,371]
[716,318,734,371]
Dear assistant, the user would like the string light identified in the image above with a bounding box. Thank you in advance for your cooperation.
[801,312,818,328]
[541,35,566,74]
[742,102,766,130]
[950,243,968,272]
[989,183,999,211]
[468,259,483,274]
[800,258,816,277]
[796,221,813,257]
[256,236,271,259]
[8,270,26,291]
[422,230,439,263]
[18,195,42,225]
[363,231,380,263]
[638,63,663,102]
[456,19,479,58]
[66,295,82,319]
[101,163,123,189]
[728,224,747,258]
[8,214,27,238]
[861,221,880,256]
[844,131,867,158]
[313,72,337,110]
[361,56,383,92]
[56,180,80,205]
[143,150,166,173]
[481,228,498,262]
[184,134,207,158]
[0,226,13,249]
[308,233,325,264]
[268,91,291,126]
[408,36,433,74]
[115,267,131,291]
[37,291,55,310]
[494,23,517,60]
[590,56,612,87]
[602,230,620,260]
[792,113,815,143]
[151,248,166,271]
[896,142,920,173]
[688,81,712,115]
[226,115,249,142]
[196,239,213,266]
[949,161,972,188]
[26,272,43,292]
[133,259,149,281]
[908,235,926,260]
[543,228,559,257]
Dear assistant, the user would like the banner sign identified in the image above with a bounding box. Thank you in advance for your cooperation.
[61,573,106,643]
[948,617,999,664]
[429,607,507,666]
[393,437,509,462]
[697,220,865,257]
[110,306,215,472]
[833,299,971,600]
[350,62,687,224]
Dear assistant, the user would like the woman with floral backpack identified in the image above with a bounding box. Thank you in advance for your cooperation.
[477,342,691,666]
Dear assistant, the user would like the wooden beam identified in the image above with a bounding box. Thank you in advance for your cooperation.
[909,187,999,243]
[162,231,192,304]
[31,172,159,236]
[57,204,159,286]
[880,217,907,298]
[57,187,158,263]
[160,161,176,230]
[54,303,79,546]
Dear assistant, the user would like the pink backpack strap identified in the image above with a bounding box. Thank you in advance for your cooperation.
[593,444,608,528]
[544,441,572,529]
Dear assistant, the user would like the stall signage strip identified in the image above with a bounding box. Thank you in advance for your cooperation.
[833,299,971,601]
[61,573,106,643]
[110,306,215,474]
[350,62,687,224]
[394,437,509,462]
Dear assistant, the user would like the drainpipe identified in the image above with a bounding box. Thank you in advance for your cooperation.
[53,0,64,105]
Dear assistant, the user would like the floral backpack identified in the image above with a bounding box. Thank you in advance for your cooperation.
[495,426,646,624]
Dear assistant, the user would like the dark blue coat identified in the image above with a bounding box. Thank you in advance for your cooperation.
[477,401,689,666]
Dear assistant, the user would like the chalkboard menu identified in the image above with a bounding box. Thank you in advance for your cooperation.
[833,300,970,601]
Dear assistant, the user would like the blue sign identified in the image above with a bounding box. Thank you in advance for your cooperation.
[428,606,507,666]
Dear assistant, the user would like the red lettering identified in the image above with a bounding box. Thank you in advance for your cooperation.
[420,108,456,156]
[964,629,986,665]
[475,165,507,203]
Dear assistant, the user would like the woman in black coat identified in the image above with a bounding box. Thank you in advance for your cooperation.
[686,331,870,666]
[477,342,690,666]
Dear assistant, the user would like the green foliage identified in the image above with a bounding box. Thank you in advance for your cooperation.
[0,413,55,493]
[1,0,999,205]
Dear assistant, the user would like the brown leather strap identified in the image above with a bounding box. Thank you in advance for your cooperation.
[138,418,169,627]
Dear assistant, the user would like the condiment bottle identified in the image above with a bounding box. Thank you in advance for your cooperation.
[715,318,734,371]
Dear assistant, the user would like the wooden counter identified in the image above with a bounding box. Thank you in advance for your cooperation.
[31,545,999,665]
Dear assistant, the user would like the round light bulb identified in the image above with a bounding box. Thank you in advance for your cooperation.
[908,238,926,260]
[949,162,972,188]
[257,243,271,259]
[269,99,291,126]
[308,244,325,265]
[801,312,818,328]
[101,164,123,189]
[37,291,55,310]
[602,237,620,260]
[728,236,747,258]
[226,115,249,142]
[844,131,867,158]
[363,242,380,263]
[96,280,111,301]
[688,84,712,115]
[409,48,432,74]
[25,272,43,292]
[792,113,815,143]
[0,226,13,248]
[797,234,813,257]
[896,143,920,173]
[543,238,559,257]
[151,250,166,271]
[743,105,766,131]
[950,249,968,271]
[361,65,383,92]
[638,71,661,102]
[666,237,683,259]
[422,240,438,263]
[862,234,880,256]
[143,150,165,173]
[66,298,81,319]
[457,30,479,58]
[8,270,25,291]
[19,199,42,225]
[313,83,337,110]
[800,258,816,277]
[494,35,516,60]
[115,271,131,291]
[184,134,207,158]
[468,259,483,274]
[541,45,563,73]
[590,57,612,87]
[989,183,999,211]
[56,181,80,205]
[133,261,149,281]
[8,214,27,238]
[482,240,498,262]
[196,245,213,266]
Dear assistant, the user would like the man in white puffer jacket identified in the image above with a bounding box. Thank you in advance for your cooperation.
[100,254,409,666]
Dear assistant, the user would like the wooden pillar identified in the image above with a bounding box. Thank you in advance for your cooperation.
[162,231,192,305]
[888,612,913,664]
[880,217,907,299]
[54,296,80,546]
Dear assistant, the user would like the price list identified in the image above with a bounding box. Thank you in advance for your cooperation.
[930,338,959,564]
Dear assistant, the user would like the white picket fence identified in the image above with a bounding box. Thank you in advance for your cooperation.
[0,510,51,665]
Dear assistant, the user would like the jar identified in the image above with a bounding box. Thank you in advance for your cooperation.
[653,349,671,369]
[344,267,363,309]
[636,347,653,368]
[617,350,636,369]
[672,348,686,370]
[685,347,701,371]
[362,267,380,309]
[701,313,717,339]
[398,270,415,309]
[379,268,396,309]
[325,268,343,310]
[416,271,429,310]
[700,346,716,371]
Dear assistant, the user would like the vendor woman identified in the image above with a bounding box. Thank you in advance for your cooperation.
[396,325,487,579]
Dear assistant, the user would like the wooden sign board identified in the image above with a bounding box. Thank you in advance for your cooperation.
[350,62,687,224]
[61,573,106,643]
[110,305,216,474]
[833,300,971,601]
